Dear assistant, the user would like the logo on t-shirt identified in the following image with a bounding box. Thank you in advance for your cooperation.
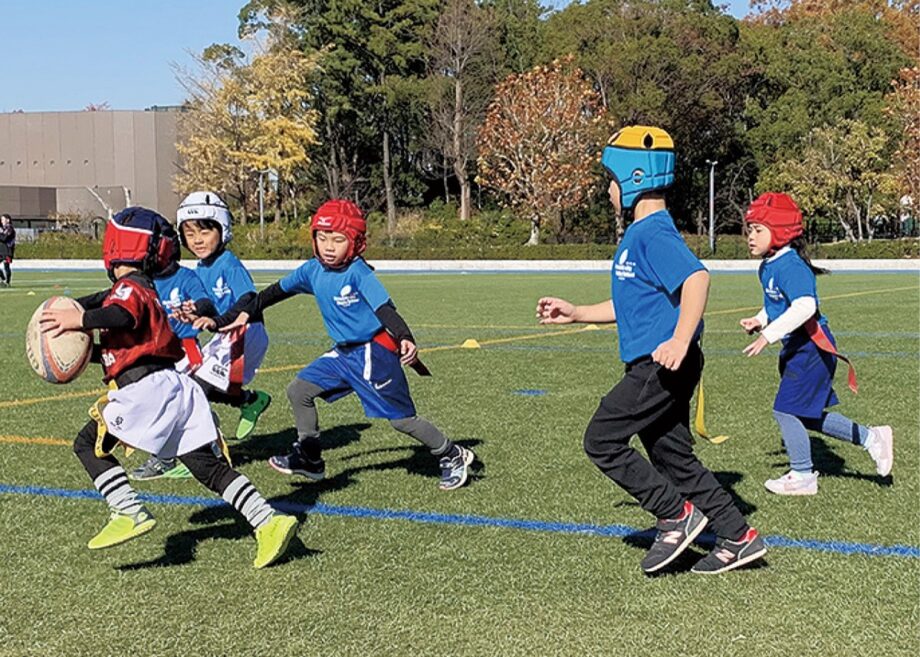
[334,284,360,308]
[765,276,784,302]
[614,249,636,280]
[212,276,231,299]
[163,287,182,310]
[112,284,133,301]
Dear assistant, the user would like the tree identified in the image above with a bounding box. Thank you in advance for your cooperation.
[175,20,321,224]
[427,0,497,221]
[750,0,919,59]
[742,2,911,173]
[477,57,607,245]
[759,119,898,241]
[541,0,751,231]
[887,66,920,203]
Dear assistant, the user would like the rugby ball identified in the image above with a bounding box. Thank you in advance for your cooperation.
[25,297,92,384]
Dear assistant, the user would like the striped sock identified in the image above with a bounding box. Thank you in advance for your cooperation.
[93,466,143,515]
[222,475,274,529]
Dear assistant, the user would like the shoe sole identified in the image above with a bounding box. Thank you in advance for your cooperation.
[642,515,709,574]
[691,546,768,575]
[439,448,475,491]
[87,518,157,550]
[253,516,298,569]
[268,458,325,481]
[764,484,817,496]
[873,427,893,477]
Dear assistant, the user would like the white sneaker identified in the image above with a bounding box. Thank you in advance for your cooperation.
[866,426,894,477]
[765,471,818,496]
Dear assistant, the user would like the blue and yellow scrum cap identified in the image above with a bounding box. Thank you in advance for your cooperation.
[601,126,675,209]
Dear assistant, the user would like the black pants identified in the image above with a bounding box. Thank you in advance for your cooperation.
[583,344,748,540]
[74,420,238,494]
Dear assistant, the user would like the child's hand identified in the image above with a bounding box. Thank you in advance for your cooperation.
[219,311,250,333]
[743,335,769,357]
[171,308,198,324]
[740,317,763,334]
[536,297,576,324]
[39,306,85,338]
[180,300,197,315]
[399,339,418,365]
[193,317,217,331]
[652,337,689,371]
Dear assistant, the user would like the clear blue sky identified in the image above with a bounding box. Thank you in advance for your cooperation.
[1,0,754,113]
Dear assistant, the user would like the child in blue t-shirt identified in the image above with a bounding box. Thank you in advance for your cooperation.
[537,126,764,575]
[174,192,272,441]
[220,199,474,491]
[741,193,893,496]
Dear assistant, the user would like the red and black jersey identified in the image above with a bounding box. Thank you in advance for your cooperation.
[99,274,183,382]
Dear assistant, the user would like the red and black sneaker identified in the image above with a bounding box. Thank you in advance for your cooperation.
[640,501,709,574]
[691,528,767,575]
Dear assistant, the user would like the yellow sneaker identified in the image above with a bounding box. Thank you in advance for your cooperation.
[253,514,298,569]
[87,507,156,550]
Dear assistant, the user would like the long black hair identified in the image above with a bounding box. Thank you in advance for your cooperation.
[789,236,829,276]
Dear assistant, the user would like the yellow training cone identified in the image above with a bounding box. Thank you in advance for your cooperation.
[460,339,481,349]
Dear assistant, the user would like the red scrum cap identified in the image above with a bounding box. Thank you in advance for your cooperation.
[745,192,803,251]
[310,199,367,262]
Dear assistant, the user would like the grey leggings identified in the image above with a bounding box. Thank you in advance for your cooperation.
[287,377,452,455]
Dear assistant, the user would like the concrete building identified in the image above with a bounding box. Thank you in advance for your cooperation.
[0,108,181,225]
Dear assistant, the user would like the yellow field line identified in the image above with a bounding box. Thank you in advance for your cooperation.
[0,388,104,409]
[259,325,602,373]
[707,285,918,317]
[0,434,70,446]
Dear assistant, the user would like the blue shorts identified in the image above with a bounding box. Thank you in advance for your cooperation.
[297,342,417,420]
[774,327,839,419]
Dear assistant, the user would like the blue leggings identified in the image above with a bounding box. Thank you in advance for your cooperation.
[773,411,869,473]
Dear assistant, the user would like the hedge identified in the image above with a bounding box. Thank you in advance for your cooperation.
[15,225,920,260]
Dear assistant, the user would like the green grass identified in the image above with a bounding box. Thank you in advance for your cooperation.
[0,270,918,657]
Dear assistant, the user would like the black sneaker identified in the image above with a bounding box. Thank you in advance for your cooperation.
[691,528,767,574]
[269,442,325,481]
[640,501,709,573]
[438,445,475,491]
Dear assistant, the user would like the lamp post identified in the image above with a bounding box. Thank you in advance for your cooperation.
[705,160,717,254]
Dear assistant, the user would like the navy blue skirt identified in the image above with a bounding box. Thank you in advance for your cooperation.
[773,326,839,419]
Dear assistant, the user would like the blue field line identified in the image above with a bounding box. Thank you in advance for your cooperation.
[1,483,917,559]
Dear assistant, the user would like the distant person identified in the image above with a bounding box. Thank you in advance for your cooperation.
[740,192,893,496]
[0,214,15,287]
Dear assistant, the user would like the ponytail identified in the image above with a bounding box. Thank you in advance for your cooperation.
[789,236,829,276]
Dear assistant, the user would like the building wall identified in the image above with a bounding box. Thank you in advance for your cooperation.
[0,109,181,219]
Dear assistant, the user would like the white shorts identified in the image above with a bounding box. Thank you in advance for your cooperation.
[196,322,269,392]
[102,369,217,459]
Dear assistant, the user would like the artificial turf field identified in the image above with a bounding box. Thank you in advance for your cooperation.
[0,269,917,657]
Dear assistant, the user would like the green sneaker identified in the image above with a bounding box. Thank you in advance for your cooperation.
[236,390,272,440]
[87,507,156,550]
[253,513,298,569]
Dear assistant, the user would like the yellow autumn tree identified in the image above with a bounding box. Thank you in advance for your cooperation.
[175,23,320,223]
[476,56,607,245]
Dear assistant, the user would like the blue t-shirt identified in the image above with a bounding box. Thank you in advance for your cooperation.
[280,258,391,344]
[611,210,706,363]
[759,247,821,324]
[154,266,209,339]
[195,249,256,315]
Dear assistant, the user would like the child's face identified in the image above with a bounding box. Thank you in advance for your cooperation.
[315,230,351,267]
[182,222,222,259]
[746,222,773,257]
